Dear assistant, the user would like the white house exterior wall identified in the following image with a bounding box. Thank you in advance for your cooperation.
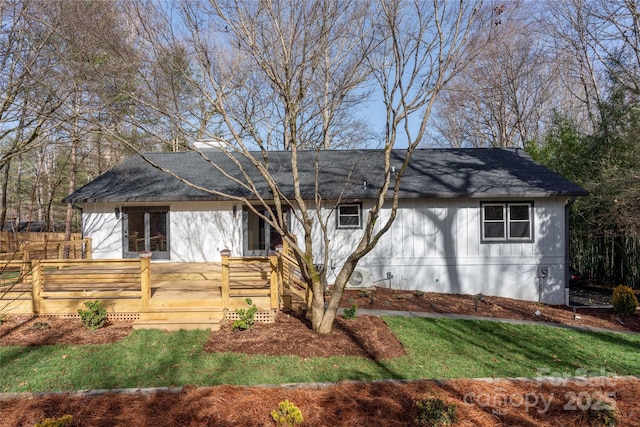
[82,203,122,258]
[317,197,568,305]
[82,201,241,262]
[82,197,568,304]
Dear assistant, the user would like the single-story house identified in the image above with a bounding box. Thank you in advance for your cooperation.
[65,148,588,305]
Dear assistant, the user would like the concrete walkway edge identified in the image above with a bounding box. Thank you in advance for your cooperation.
[2,376,639,401]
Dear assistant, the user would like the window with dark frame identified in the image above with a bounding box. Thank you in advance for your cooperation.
[337,203,362,229]
[481,202,533,241]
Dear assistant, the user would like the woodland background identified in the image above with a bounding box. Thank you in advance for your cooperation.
[2,0,639,287]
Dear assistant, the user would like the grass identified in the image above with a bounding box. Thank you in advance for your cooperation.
[1,317,639,392]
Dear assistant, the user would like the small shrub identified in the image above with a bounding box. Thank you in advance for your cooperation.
[392,293,406,300]
[32,321,50,330]
[78,300,107,330]
[415,396,457,427]
[343,304,357,320]
[473,293,485,312]
[232,298,258,331]
[588,400,619,427]
[271,399,303,427]
[35,415,73,427]
[413,290,425,299]
[612,285,638,316]
[359,289,371,298]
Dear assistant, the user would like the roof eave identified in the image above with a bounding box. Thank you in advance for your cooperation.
[66,189,589,204]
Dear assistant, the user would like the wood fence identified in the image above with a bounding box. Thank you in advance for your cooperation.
[0,232,82,252]
[0,236,91,262]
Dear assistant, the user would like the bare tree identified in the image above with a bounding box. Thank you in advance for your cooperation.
[431,2,570,148]
[26,0,146,236]
[96,0,483,334]
[0,0,65,228]
[538,0,640,132]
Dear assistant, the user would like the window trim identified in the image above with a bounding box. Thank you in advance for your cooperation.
[336,203,362,229]
[481,201,534,243]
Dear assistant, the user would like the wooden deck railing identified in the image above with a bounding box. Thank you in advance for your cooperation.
[30,258,143,315]
[277,242,310,311]
[2,247,304,320]
[220,249,279,310]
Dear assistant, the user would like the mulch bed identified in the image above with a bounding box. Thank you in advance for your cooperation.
[338,288,640,333]
[0,316,132,346]
[3,378,640,426]
[203,312,406,359]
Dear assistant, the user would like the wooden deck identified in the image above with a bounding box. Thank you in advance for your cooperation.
[1,253,303,330]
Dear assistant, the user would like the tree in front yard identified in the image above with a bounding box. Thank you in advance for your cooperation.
[95,0,485,333]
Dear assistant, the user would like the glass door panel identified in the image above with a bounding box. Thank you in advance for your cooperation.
[245,208,267,256]
[122,207,169,259]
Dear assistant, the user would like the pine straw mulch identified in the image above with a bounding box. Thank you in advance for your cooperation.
[2,378,640,426]
[202,312,406,359]
[0,316,132,346]
[338,288,640,333]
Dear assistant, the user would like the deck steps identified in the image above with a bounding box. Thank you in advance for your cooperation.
[134,307,225,331]
[149,281,222,310]
[132,319,222,331]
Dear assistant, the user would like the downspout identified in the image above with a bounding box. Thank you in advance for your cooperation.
[565,197,576,307]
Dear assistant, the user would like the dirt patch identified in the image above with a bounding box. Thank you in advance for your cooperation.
[339,288,640,333]
[3,378,639,427]
[203,312,406,360]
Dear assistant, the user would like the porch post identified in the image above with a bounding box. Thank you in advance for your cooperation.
[220,249,231,309]
[31,261,43,314]
[269,252,279,310]
[140,252,152,310]
[275,244,284,306]
[84,238,93,260]
[20,247,30,279]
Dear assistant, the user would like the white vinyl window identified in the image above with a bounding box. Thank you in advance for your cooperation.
[481,202,533,241]
[337,203,362,229]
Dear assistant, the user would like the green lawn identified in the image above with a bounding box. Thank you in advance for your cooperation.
[1,317,639,392]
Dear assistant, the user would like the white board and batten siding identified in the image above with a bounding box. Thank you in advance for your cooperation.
[321,197,568,305]
[82,201,241,262]
[83,197,568,304]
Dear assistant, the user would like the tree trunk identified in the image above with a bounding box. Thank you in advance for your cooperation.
[64,101,79,257]
[63,143,76,257]
[310,255,358,334]
[0,161,11,231]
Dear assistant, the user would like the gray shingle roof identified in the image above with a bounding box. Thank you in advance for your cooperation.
[64,148,588,203]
